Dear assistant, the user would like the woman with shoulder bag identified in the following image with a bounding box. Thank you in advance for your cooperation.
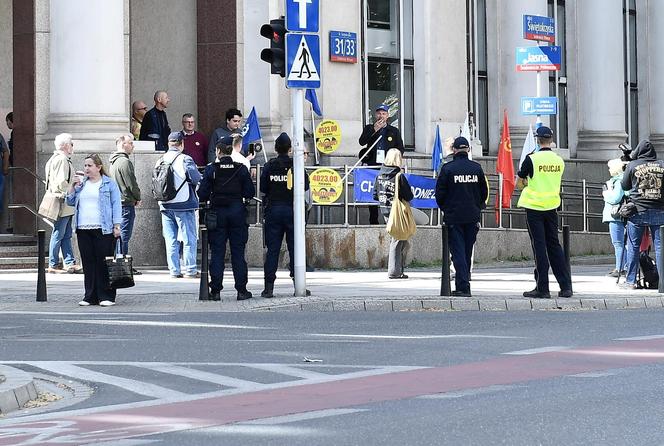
[373,148,416,279]
[66,154,122,306]
[602,158,628,278]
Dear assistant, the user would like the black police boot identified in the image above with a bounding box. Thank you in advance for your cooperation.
[209,290,221,301]
[237,290,253,301]
[261,281,274,298]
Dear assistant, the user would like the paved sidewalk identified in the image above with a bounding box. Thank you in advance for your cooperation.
[2,259,664,312]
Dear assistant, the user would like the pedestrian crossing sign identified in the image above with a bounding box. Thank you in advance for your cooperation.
[286,33,321,89]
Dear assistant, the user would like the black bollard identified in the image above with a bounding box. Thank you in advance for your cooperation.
[562,225,573,292]
[440,224,451,296]
[659,227,664,293]
[36,230,47,302]
[199,227,210,301]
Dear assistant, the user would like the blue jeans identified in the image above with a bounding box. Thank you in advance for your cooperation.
[49,215,75,268]
[120,205,136,255]
[160,209,198,276]
[608,221,626,271]
[625,209,664,284]
[0,172,4,210]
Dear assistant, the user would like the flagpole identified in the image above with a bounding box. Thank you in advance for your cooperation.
[260,137,268,163]
[498,172,504,229]
[339,135,383,184]
[311,106,319,165]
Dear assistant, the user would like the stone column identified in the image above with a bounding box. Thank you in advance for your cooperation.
[648,1,664,152]
[46,0,127,149]
[575,0,626,159]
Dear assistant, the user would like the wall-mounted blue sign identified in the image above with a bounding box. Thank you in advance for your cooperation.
[286,0,320,32]
[516,46,561,71]
[521,96,558,115]
[523,15,555,43]
[329,31,357,63]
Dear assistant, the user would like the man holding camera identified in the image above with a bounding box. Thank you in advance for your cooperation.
[619,139,664,289]
[516,126,572,299]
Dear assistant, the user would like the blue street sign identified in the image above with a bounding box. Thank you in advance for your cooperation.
[521,96,558,115]
[516,46,561,71]
[329,31,358,63]
[523,15,555,43]
[286,33,321,89]
[286,0,320,32]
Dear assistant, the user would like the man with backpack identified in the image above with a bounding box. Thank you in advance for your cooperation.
[620,139,664,289]
[153,132,201,278]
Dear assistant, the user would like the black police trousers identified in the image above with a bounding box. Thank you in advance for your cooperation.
[208,202,249,292]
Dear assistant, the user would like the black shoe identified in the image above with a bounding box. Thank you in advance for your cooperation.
[451,290,471,297]
[523,289,551,299]
[132,268,142,276]
[388,274,409,279]
[237,290,253,300]
[293,289,311,296]
[261,282,274,298]
[558,289,573,298]
[209,291,221,301]
[608,269,620,278]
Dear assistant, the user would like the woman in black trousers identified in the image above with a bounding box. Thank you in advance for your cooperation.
[66,154,122,306]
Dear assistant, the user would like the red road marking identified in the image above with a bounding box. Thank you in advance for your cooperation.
[2,338,664,445]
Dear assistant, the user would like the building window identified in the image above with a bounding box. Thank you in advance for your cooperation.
[468,0,488,155]
[363,0,415,149]
[623,0,638,146]
[548,0,569,149]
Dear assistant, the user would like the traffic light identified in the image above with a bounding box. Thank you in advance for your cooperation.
[260,18,287,77]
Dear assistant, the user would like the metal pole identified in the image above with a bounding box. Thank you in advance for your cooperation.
[498,172,503,228]
[659,226,664,293]
[440,224,451,296]
[582,179,588,232]
[292,88,307,296]
[199,227,209,301]
[344,165,349,227]
[562,225,571,284]
[255,165,261,225]
[36,229,47,302]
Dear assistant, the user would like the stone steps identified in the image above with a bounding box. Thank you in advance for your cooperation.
[0,235,42,270]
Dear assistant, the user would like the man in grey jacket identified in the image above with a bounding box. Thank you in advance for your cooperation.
[109,134,142,272]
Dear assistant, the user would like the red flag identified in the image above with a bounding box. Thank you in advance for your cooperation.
[495,109,515,223]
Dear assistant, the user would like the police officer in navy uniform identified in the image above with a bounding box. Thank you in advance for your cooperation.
[260,132,310,298]
[359,104,404,224]
[198,136,255,301]
[435,137,488,297]
[517,126,573,299]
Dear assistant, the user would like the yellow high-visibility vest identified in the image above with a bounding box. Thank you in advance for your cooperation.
[517,150,564,211]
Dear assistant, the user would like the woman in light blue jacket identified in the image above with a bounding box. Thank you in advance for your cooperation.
[602,158,628,277]
[66,154,122,306]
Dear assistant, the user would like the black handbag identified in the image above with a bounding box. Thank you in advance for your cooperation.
[610,196,628,220]
[105,238,135,289]
[618,201,638,219]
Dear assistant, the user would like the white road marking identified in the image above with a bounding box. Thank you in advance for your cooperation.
[502,346,571,355]
[39,319,269,330]
[613,335,664,341]
[194,424,322,436]
[139,364,264,390]
[243,408,368,425]
[419,384,523,399]
[566,349,664,358]
[1,312,172,316]
[568,371,618,378]
[26,361,187,400]
[310,334,525,340]
[245,364,330,379]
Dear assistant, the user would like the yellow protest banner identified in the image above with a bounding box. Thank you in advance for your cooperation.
[315,119,342,154]
[309,168,343,204]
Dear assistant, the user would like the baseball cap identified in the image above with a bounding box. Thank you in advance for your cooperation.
[375,104,389,112]
[219,136,234,146]
[536,126,553,138]
[168,131,183,142]
[452,136,470,150]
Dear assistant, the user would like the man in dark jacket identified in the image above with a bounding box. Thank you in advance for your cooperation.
[435,137,488,297]
[359,104,404,224]
[198,136,255,301]
[139,90,171,152]
[620,139,664,289]
[208,108,243,163]
[109,134,142,269]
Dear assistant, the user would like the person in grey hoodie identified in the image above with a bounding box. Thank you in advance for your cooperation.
[109,134,142,270]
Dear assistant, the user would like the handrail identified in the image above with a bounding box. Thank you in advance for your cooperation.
[7,205,54,228]
[9,166,47,185]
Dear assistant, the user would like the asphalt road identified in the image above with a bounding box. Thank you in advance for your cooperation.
[1,310,664,445]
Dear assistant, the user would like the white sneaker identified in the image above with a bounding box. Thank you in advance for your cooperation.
[78,300,90,306]
[99,300,116,307]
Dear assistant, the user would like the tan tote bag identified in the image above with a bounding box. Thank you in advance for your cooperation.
[386,173,417,240]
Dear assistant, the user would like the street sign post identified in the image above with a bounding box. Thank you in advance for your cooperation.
[521,97,558,115]
[516,46,561,71]
[286,33,321,89]
[286,0,320,32]
[523,15,555,43]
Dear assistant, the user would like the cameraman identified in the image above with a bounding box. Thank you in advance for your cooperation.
[620,139,664,289]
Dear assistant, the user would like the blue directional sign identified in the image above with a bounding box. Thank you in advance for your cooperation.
[523,15,555,43]
[516,46,561,71]
[329,31,358,63]
[286,0,320,33]
[286,33,321,89]
[521,96,558,115]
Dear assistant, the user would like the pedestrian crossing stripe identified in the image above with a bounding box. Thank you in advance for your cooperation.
[287,34,320,82]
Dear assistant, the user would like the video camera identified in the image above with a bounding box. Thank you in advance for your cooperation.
[619,142,632,163]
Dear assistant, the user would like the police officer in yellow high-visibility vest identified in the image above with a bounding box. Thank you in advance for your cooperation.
[516,126,573,299]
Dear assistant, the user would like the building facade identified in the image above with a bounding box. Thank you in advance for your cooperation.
[0,0,661,261]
